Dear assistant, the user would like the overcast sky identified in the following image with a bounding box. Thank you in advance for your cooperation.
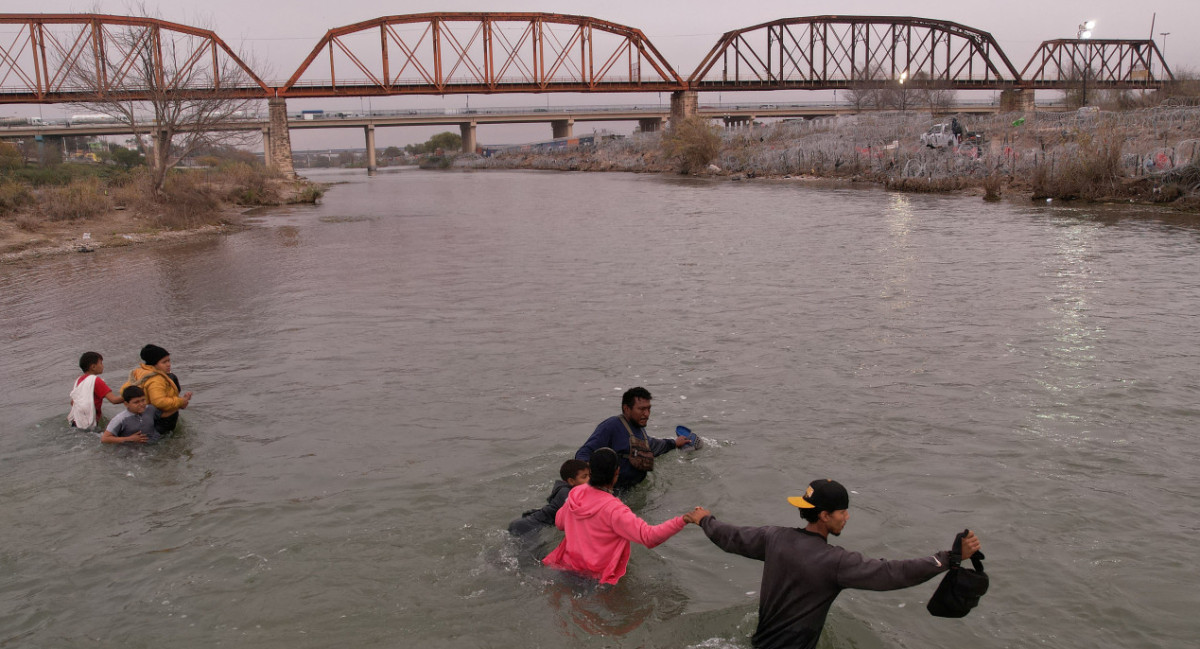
[5,1,1196,148]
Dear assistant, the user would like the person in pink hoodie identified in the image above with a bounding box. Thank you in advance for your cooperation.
[544,447,707,585]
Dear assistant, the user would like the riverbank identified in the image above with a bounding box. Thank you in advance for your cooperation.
[0,166,325,263]
[467,106,1200,210]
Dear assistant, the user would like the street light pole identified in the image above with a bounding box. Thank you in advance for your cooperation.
[1076,20,1095,107]
[1159,32,1170,60]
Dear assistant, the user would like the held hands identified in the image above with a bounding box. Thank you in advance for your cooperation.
[959,530,982,560]
[683,507,711,525]
[674,436,690,448]
[180,391,194,408]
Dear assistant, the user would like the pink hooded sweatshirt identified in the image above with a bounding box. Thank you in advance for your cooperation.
[543,483,686,585]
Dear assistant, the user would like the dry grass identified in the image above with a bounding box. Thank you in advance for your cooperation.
[1030,121,1124,200]
[157,171,224,229]
[0,179,31,215]
[38,177,111,221]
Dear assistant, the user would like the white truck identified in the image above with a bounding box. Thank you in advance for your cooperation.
[920,122,960,148]
[920,119,983,149]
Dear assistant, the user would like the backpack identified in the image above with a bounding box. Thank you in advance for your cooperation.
[927,529,989,618]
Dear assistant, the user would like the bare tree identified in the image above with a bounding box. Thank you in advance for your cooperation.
[68,8,265,196]
[913,72,956,113]
[845,63,884,112]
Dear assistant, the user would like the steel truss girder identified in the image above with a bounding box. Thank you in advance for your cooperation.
[1020,39,1173,88]
[279,12,686,97]
[0,13,269,104]
[688,15,1022,91]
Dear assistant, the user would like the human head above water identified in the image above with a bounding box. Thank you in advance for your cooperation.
[559,459,589,484]
[621,386,652,427]
[140,344,169,366]
[588,448,619,488]
[79,351,103,373]
[621,387,652,408]
[790,479,850,523]
[121,385,145,402]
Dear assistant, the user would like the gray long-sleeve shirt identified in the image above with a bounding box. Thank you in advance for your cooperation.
[700,516,950,649]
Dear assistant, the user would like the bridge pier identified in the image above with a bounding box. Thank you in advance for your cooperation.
[260,127,271,168]
[723,116,753,130]
[364,125,377,172]
[1000,89,1036,113]
[669,90,698,128]
[551,119,574,139]
[267,98,296,177]
[460,121,477,153]
[637,117,663,133]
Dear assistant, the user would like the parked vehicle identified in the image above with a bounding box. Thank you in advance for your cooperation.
[921,118,984,149]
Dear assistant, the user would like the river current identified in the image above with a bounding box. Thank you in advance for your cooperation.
[1,168,1198,647]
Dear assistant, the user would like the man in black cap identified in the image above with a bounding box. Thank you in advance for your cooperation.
[691,479,981,649]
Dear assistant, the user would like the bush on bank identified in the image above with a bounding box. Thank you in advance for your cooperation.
[0,150,325,230]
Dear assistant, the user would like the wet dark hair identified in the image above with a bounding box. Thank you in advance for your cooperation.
[121,385,145,402]
[559,459,589,482]
[588,448,619,488]
[621,387,652,408]
[79,351,102,372]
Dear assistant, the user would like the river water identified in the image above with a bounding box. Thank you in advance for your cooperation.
[1,168,1198,648]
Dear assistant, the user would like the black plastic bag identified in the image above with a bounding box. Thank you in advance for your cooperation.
[927,529,988,618]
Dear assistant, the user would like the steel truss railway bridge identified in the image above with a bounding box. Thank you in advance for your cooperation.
[0,13,1177,172]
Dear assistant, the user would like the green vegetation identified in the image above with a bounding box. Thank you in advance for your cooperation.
[407,131,462,155]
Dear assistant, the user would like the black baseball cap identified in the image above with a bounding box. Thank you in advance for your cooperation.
[787,479,849,511]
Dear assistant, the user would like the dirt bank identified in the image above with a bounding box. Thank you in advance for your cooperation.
[0,173,325,264]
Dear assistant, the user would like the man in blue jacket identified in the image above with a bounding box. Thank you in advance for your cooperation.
[574,387,690,491]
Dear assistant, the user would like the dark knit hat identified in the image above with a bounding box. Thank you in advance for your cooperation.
[140,344,170,365]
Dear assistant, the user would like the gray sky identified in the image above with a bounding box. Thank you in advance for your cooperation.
[5,1,1196,148]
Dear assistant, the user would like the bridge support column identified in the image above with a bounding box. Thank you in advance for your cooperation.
[637,117,664,133]
[723,116,751,130]
[261,127,272,169]
[551,119,574,139]
[460,121,477,153]
[364,125,377,172]
[1000,89,1036,113]
[267,98,296,177]
[669,90,699,129]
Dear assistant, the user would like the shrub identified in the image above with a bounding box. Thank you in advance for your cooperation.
[1029,121,1124,200]
[662,117,722,174]
[293,184,324,203]
[0,142,22,171]
[156,171,222,228]
[218,162,282,205]
[39,176,111,221]
[0,179,31,214]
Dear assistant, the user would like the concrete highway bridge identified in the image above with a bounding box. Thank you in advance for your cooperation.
[0,13,1176,172]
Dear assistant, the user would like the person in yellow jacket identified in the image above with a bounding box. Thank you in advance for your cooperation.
[123,344,193,434]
